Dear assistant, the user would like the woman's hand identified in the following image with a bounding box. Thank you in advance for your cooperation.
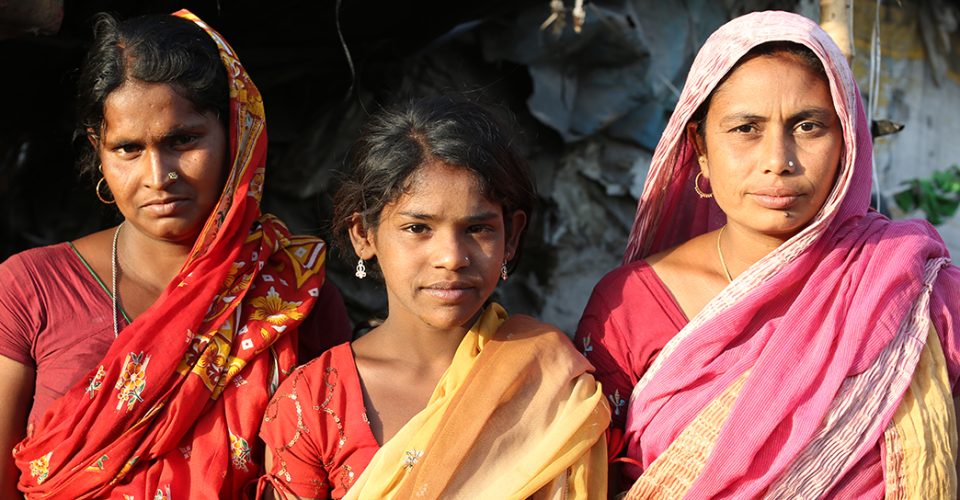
[0,355,33,499]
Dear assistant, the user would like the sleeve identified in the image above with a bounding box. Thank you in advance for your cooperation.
[0,253,40,366]
[260,364,331,499]
[297,279,353,364]
[575,277,638,434]
[930,264,960,391]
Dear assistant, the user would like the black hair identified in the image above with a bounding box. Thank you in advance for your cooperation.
[331,95,537,274]
[691,41,828,135]
[75,12,229,180]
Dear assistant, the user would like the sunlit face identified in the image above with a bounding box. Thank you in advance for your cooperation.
[351,161,525,332]
[96,80,227,245]
[691,52,843,240]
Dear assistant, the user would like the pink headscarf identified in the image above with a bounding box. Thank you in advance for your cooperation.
[622,11,958,497]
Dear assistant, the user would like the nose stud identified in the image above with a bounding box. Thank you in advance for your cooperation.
[167,171,179,181]
[787,160,795,168]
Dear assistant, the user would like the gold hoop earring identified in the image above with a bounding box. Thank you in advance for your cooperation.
[96,177,116,204]
[694,171,713,199]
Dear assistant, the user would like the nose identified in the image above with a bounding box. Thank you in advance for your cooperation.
[760,129,796,175]
[431,231,471,271]
[145,149,178,188]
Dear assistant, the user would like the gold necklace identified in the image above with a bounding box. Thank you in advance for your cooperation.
[716,225,733,283]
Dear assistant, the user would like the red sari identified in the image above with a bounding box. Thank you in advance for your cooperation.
[13,10,328,499]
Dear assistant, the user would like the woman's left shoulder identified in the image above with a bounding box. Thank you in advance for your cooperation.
[496,314,586,361]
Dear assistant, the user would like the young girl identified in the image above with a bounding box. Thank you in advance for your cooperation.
[259,96,609,499]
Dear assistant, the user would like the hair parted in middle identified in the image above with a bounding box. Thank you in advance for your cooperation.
[331,95,537,275]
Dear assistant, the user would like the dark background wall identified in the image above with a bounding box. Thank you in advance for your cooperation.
[11,1,950,333]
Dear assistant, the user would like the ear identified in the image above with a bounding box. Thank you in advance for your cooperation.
[686,122,710,177]
[86,128,100,150]
[504,210,527,261]
[347,213,376,260]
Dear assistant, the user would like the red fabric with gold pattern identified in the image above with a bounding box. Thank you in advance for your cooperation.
[13,10,327,499]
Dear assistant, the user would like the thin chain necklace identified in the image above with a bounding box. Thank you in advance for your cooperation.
[111,221,125,337]
[716,225,733,283]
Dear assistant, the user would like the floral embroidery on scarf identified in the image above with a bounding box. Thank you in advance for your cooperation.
[608,389,625,417]
[153,484,171,500]
[402,450,424,470]
[251,286,305,324]
[87,454,108,471]
[28,451,52,484]
[116,352,150,411]
[86,365,106,399]
[113,456,139,483]
[229,430,252,471]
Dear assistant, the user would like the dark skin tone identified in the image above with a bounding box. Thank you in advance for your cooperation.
[0,80,226,498]
[611,53,844,492]
[264,162,526,499]
[347,163,524,446]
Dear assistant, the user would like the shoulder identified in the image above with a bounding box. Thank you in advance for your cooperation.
[1,243,74,273]
[0,243,82,300]
[582,259,672,320]
[493,314,590,368]
[590,260,660,300]
[288,341,353,382]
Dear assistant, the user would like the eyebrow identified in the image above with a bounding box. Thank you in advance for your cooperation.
[397,210,501,223]
[718,108,835,125]
[103,122,209,147]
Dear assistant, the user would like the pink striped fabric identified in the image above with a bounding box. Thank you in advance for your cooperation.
[621,11,958,498]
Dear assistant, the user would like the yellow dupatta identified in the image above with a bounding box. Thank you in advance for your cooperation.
[344,303,609,499]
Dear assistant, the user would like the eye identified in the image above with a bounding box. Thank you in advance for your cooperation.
[113,143,142,158]
[796,121,821,133]
[730,124,756,134]
[467,224,495,234]
[404,224,429,234]
[171,135,199,148]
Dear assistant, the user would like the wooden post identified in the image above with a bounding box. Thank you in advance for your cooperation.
[820,0,854,61]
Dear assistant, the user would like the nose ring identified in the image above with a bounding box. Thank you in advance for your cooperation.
[167,171,179,181]
[787,160,795,168]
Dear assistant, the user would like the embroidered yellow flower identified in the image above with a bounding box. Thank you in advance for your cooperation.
[229,430,252,472]
[29,451,52,485]
[250,286,304,324]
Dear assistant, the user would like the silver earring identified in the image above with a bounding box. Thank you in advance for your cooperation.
[355,258,367,279]
[167,171,179,180]
[500,261,508,281]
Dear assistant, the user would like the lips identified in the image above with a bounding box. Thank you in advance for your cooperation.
[421,280,476,303]
[748,188,804,210]
[142,196,189,216]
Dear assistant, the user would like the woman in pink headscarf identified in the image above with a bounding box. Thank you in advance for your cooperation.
[576,10,959,498]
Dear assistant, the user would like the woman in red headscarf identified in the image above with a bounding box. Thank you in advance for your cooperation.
[0,10,350,498]
[577,11,959,498]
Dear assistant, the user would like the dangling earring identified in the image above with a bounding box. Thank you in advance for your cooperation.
[355,258,367,279]
[694,171,713,199]
[96,177,116,204]
[500,261,508,281]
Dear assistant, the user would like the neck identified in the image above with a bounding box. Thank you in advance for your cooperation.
[116,224,194,291]
[375,312,477,371]
[719,223,793,279]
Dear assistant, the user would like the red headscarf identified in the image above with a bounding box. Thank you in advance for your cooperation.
[14,10,327,498]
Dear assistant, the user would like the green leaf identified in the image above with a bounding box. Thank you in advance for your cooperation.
[894,190,917,212]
